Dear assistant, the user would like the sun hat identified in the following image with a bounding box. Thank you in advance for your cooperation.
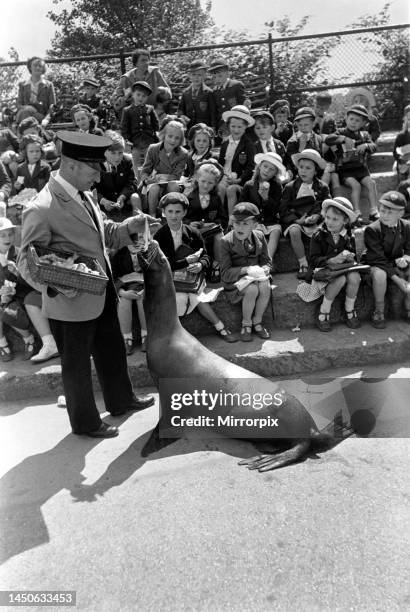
[0,218,17,232]
[222,105,255,127]
[291,148,326,170]
[254,152,287,181]
[322,197,357,224]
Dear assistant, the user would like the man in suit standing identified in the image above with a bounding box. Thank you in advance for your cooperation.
[208,58,246,132]
[18,131,154,438]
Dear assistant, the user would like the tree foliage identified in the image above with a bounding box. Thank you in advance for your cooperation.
[0,48,22,107]
[47,0,214,56]
[348,2,409,119]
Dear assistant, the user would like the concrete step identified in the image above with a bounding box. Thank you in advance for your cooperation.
[375,132,395,153]
[373,171,398,195]
[368,151,393,174]
[2,321,410,401]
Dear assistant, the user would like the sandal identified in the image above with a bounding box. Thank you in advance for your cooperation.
[253,323,270,339]
[216,327,238,343]
[371,311,386,329]
[240,325,253,342]
[0,343,13,363]
[316,312,331,332]
[297,265,308,280]
[345,309,361,329]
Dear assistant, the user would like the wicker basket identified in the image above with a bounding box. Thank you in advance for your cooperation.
[27,244,109,295]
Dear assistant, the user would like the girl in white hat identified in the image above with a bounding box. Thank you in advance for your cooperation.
[280,149,330,279]
[241,152,286,263]
[218,105,256,216]
[303,197,362,332]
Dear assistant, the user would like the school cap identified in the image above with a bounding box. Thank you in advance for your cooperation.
[269,100,290,114]
[188,59,207,72]
[0,218,17,232]
[347,104,369,119]
[252,110,275,123]
[378,191,406,210]
[230,202,260,221]
[208,58,229,72]
[159,192,190,210]
[82,77,99,88]
[132,80,152,95]
[294,106,316,121]
[57,131,112,162]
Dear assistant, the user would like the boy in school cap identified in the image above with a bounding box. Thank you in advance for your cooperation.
[363,190,410,328]
[120,79,159,178]
[286,106,325,177]
[209,57,245,131]
[78,77,102,114]
[178,60,215,129]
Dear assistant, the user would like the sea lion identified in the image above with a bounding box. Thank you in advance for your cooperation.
[137,241,345,471]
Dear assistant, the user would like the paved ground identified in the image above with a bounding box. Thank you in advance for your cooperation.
[0,364,410,611]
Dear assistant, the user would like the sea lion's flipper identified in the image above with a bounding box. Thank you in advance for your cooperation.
[141,423,177,457]
[238,439,311,472]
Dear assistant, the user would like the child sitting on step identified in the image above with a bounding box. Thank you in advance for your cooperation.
[220,202,272,342]
[185,162,227,283]
[324,104,378,224]
[155,192,237,342]
[241,152,286,264]
[306,197,362,332]
[363,191,410,329]
[280,149,330,280]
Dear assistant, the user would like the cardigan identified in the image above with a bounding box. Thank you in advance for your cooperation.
[240,178,283,226]
[220,229,271,289]
[363,219,410,277]
[154,223,210,272]
[17,79,56,117]
[114,66,171,108]
[218,135,255,186]
[280,177,330,228]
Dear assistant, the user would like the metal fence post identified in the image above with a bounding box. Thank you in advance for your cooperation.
[268,33,274,105]
[119,48,126,74]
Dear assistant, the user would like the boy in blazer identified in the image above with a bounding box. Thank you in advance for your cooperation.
[18,131,154,438]
[363,191,410,328]
[208,58,246,130]
[178,60,216,130]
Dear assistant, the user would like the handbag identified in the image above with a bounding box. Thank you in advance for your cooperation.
[313,262,370,283]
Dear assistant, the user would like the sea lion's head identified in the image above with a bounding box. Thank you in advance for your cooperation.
[137,240,168,271]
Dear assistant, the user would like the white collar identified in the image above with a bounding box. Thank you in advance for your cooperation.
[54,171,81,201]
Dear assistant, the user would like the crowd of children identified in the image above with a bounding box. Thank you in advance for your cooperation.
[1,51,410,359]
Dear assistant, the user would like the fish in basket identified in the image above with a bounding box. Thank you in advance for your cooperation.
[27,243,109,295]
